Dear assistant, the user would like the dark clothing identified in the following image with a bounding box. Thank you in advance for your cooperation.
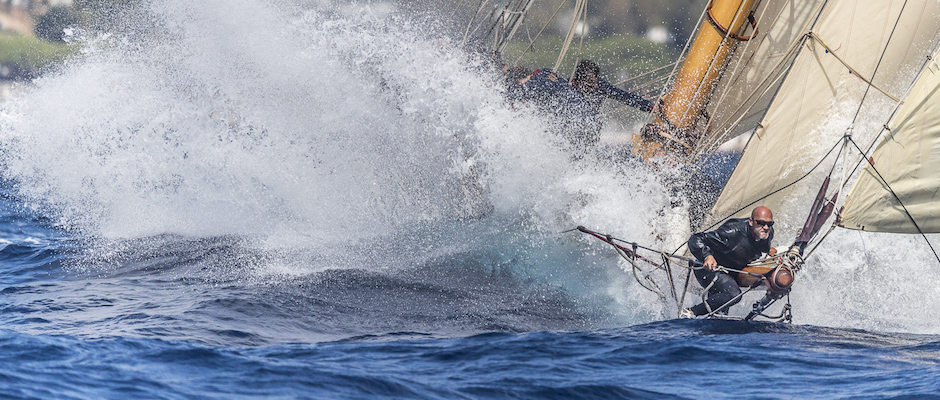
[507,69,582,111]
[687,218,774,315]
[507,69,653,148]
[690,268,742,315]
[584,79,654,114]
[688,218,773,277]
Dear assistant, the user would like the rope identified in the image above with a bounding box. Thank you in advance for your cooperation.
[573,230,793,321]
[803,224,836,261]
[553,0,586,72]
[569,0,588,80]
[702,274,719,315]
[841,39,940,193]
[678,38,802,181]
[575,226,766,278]
[678,267,693,318]
[662,252,678,301]
[706,5,758,41]
[701,281,764,318]
[613,61,679,86]
[692,17,807,159]
[668,135,845,260]
[692,0,832,161]
[495,0,537,52]
[512,0,567,67]
[612,239,668,300]
[639,0,708,131]
[461,0,495,47]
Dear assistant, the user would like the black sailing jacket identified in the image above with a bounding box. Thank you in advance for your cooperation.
[688,218,773,274]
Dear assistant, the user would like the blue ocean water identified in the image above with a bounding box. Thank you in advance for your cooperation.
[2,200,940,400]
[2,0,940,398]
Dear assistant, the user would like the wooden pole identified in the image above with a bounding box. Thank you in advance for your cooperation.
[634,0,760,161]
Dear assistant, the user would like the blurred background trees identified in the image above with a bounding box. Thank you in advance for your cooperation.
[0,0,708,82]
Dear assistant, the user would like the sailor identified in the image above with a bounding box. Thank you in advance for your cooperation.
[683,206,777,317]
[568,60,653,115]
[506,60,653,150]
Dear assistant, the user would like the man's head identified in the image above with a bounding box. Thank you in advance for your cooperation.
[571,59,600,95]
[504,65,533,86]
[748,206,774,241]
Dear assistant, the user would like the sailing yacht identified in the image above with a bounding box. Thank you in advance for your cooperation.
[464,0,940,320]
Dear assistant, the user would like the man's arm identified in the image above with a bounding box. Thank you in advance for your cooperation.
[688,231,720,271]
[597,80,653,112]
[688,221,738,271]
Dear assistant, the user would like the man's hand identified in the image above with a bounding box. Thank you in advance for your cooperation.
[768,247,777,257]
[703,255,718,271]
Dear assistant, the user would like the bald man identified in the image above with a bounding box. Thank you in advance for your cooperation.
[683,206,777,317]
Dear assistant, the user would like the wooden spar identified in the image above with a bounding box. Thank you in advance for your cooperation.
[633,0,760,161]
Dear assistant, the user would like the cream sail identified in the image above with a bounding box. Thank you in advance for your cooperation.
[840,45,940,233]
[708,0,940,235]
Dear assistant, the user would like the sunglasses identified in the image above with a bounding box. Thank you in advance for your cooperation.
[752,219,774,227]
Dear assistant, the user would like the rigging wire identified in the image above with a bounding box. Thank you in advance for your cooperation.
[680,1,831,189]
[685,1,936,260]
[554,0,587,73]
[687,0,831,161]
[693,32,804,157]
[843,136,940,264]
[461,0,494,46]
[839,38,940,193]
[807,33,901,103]
[847,0,910,125]
[613,61,679,87]
[695,0,779,148]
[494,0,537,53]
[513,0,568,67]
[701,136,844,233]
[570,0,588,79]
[639,0,709,131]
[685,36,803,169]
[671,135,847,258]
[818,0,940,266]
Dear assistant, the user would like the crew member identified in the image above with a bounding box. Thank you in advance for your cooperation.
[507,60,653,149]
[684,206,777,317]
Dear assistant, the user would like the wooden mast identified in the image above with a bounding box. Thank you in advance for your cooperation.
[633,0,760,161]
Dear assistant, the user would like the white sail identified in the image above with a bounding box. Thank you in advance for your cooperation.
[840,45,940,233]
[708,0,940,233]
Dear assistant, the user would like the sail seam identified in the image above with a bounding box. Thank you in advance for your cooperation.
[851,0,912,124]
[806,32,902,103]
